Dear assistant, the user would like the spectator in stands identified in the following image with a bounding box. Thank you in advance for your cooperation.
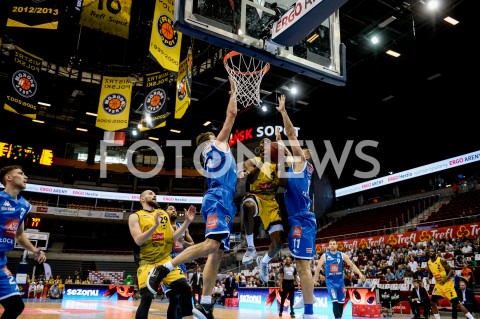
[128,189,196,319]
[409,279,431,319]
[0,165,48,319]
[418,251,430,264]
[65,276,73,284]
[409,256,419,273]
[438,241,446,253]
[462,242,473,255]
[28,281,36,298]
[74,275,82,284]
[405,266,415,278]
[472,244,480,255]
[443,248,454,261]
[452,280,479,319]
[146,80,238,319]
[395,264,406,280]
[102,277,112,284]
[49,282,62,299]
[35,281,44,299]
[445,240,455,252]
[427,247,476,319]
[355,276,372,288]
[190,266,203,305]
[212,283,223,305]
[240,136,285,276]
[384,268,396,281]
[238,274,246,288]
[454,246,464,258]
[461,263,475,289]
[315,274,327,287]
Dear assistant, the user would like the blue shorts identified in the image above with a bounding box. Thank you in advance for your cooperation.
[287,213,316,259]
[0,265,20,300]
[202,187,236,251]
[326,278,346,303]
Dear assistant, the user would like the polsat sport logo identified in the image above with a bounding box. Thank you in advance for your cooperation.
[157,14,178,47]
[102,94,127,114]
[144,88,166,114]
[12,70,37,98]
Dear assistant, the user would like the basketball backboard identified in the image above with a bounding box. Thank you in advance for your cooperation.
[174,0,347,85]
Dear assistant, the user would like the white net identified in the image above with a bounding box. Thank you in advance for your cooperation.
[223,51,270,108]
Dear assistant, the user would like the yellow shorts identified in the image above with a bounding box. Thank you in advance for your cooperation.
[432,279,457,300]
[244,194,282,232]
[137,258,185,289]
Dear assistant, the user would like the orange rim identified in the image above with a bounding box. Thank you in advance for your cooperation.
[223,51,270,75]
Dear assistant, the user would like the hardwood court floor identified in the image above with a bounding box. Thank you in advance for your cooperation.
[5,299,432,319]
[11,299,280,319]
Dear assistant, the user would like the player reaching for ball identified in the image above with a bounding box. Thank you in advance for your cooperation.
[240,136,287,283]
[276,94,319,319]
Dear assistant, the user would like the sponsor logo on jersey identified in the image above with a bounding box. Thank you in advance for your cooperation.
[293,226,302,238]
[152,233,165,241]
[206,214,218,230]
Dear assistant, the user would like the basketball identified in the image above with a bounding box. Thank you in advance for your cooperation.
[266,142,280,164]
[161,23,174,40]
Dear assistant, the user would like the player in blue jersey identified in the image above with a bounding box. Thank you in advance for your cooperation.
[275,94,318,319]
[167,205,194,274]
[147,77,238,319]
[0,165,47,319]
[315,239,365,319]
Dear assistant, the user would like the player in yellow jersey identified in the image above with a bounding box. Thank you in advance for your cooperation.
[241,137,286,282]
[128,190,196,319]
[427,248,477,319]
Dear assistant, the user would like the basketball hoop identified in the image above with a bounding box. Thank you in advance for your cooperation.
[223,51,270,108]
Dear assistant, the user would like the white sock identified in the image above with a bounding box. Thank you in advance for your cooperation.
[303,315,314,319]
[262,254,272,264]
[201,295,212,304]
[466,312,475,319]
[246,234,255,248]
[434,313,441,319]
[164,261,174,271]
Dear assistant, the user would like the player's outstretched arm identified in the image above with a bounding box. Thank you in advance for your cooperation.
[216,77,237,146]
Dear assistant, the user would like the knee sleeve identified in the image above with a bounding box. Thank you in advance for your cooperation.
[171,279,193,317]
[136,288,154,319]
[0,295,25,319]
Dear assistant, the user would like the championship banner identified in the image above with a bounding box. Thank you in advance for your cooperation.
[149,0,182,72]
[95,76,132,131]
[4,48,43,119]
[174,56,191,119]
[79,0,131,39]
[6,0,59,29]
[140,71,170,131]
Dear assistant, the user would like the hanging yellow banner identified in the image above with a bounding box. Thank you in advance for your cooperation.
[79,0,131,39]
[174,56,191,119]
[6,0,59,30]
[4,48,43,119]
[149,0,182,72]
[95,76,132,131]
[140,71,170,132]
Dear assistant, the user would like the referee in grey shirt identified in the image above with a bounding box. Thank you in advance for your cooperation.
[279,256,298,318]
